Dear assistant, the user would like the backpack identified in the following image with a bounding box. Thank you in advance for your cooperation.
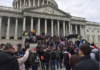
[44,51,50,60]
[95,51,100,62]
[41,55,44,60]
[56,51,60,59]
[51,52,56,60]
[56,53,60,59]
[34,54,40,64]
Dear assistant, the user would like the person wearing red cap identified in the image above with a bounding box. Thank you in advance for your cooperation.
[69,45,75,55]
[33,48,36,51]
[30,48,39,70]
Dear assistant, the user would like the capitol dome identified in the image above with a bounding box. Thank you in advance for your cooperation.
[13,0,58,9]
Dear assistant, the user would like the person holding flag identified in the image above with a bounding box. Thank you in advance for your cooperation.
[79,38,83,48]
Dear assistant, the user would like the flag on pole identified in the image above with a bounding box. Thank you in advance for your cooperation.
[79,39,83,48]
[53,44,56,50]
[60,41,65,45]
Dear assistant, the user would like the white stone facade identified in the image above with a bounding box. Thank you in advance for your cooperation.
[0,0,100,47]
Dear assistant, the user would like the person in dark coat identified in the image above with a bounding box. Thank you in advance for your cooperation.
[60,44,63,63]
[0,44,19,70]
[69,46,75,55]
[73,44,99,70]
[40,50,45,69]
[69,48,81,69]
[44,49,50,70]
[64,52,70,70]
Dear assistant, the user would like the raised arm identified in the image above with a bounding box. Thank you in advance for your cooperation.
[18,49,29,64]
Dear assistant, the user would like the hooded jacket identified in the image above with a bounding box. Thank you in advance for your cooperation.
[0,52,19,70]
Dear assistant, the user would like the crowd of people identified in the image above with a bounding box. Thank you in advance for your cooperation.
[0,34,100,70]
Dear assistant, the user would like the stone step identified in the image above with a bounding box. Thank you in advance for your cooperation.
[29,43,38,49]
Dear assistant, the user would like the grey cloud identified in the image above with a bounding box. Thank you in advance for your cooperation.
[0,0,99,22]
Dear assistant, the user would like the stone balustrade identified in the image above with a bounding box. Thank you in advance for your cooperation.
[86,21,100,26]
[71,16,86,21]
[0,6,22,12]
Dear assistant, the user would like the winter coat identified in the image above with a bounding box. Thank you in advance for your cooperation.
[30,53,39,66]
[64,53,70,67]
[0,52,19,70]
[56,50,61,59]
[73,56,99,70]
[39,50,45,61]
[44,50,50,60]
[69,48,75,55]
[69,53,81,68]
[18,51,29,70]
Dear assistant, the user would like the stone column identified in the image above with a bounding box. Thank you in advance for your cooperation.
[29,0,31,7]
[57,20,59,36]
[6,17,10,39]
[15,3,16,8]
[38,0,40,6]
[63,21,65,37]
[80,25,82,36]
[95,29,98,42]
[42,0,44,5]
[82,26,84,39]
[75,25,77,34]
[33,0,35,7]
[23,17,26,31]
[69,22,70,35]
[45,18,47,35]
[90,29,92,43]
[47,0,48,4]
[38,18,40,35]
[24,0,26,7]
[17,1,19,9]
[31,17,33,31]
[14,18,18,40]
[82,26,86,39]
[0,16,2,39]
[20,0,22,9]
[51,19,53,36]
[84,26,86,39]
[70,24,72,34]
[66,24,67,36]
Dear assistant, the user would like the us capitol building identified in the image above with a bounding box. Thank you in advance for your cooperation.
[0,0,100,47]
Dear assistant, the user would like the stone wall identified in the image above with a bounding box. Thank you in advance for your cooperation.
[86,25,100,44]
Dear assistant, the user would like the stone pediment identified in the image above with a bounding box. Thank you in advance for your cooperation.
[24,5,70,17]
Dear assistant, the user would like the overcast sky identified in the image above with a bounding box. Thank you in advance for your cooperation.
[0,0,99,22]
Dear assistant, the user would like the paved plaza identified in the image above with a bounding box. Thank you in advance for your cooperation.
[29,67,66,70]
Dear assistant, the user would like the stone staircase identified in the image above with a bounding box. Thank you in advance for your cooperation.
[29,43,37,49]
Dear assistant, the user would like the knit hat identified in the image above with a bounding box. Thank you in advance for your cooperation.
[70,45,73,48]
[75,48,79,53]
[33,48,36,51]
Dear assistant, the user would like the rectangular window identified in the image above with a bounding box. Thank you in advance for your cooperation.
[92,36,95,42]
[98,35,100,42]
[87,35,90,41]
